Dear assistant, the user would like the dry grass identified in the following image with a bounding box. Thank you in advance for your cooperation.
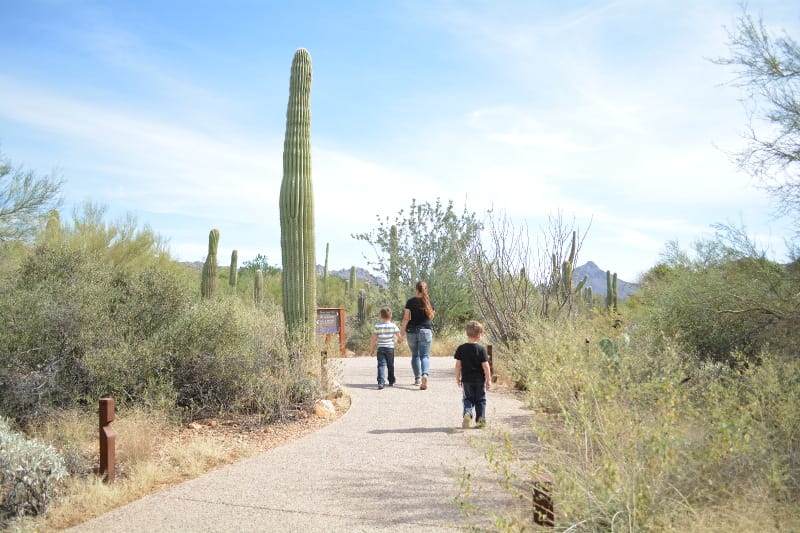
[12,395,350,531]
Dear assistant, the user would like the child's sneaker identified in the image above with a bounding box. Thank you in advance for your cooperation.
[462,413,472,429]
[475,418,486,428]
[414,378,421,385]
[420,376,428,390]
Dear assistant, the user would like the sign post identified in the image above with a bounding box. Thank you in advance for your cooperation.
[316,307,346,355]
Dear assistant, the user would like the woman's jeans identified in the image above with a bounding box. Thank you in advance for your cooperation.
[462,381,487,422]
[406,328,432,379]
[376,347,395,386]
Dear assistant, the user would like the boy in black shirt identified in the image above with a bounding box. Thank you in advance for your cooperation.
[454,320,492,429]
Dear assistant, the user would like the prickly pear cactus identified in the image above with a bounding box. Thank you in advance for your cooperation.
[279,48,316,339]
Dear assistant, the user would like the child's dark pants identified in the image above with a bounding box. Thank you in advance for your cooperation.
[376,347,396,386]
[462,381,487,422]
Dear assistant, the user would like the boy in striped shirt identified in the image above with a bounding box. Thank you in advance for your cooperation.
[369,307,402,390]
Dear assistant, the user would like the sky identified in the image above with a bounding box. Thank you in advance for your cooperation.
[1,0,798,282]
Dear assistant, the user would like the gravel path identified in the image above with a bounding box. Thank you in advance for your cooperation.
[69,356,535,532]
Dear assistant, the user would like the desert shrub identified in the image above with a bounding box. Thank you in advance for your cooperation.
[474,314,799,530]
[157,297,319,417]
[0,418,67,523]
[637,231,800,364]
[0,245,117,419]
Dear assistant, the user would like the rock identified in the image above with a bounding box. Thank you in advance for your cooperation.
[313,399,336,418]
[187,422,202,430]
[208,419,217,428]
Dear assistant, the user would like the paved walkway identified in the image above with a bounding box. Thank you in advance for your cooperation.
[70,356,535,532]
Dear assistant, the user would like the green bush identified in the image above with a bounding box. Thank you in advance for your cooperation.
[637,232,799,364]
[0,418,67,523]
[474,315,799,530]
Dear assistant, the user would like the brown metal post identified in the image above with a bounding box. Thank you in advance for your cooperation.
[99,397,116,483]
[532,477,554,526]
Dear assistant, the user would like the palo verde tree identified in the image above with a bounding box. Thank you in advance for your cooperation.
[279,48,316,341]
[353,198,481,328]
[714,9,800,234]
[0,151,63,244]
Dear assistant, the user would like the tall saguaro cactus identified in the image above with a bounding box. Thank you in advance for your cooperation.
[279,48,316,339]
[201,228,220,299]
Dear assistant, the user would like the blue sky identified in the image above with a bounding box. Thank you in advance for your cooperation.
[1,0,797,282]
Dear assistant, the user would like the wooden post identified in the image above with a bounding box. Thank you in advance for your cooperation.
[487,344,497,382]
[320,350,328,386]
[532,477,554,526]
[337,308,346,354]
[99,397,116,483]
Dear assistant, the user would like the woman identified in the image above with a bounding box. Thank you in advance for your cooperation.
[400,281,435,390]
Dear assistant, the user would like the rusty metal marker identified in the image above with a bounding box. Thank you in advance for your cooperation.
[99,397,116,483]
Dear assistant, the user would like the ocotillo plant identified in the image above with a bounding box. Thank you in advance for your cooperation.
[279,48,316,340]
[200,228,220,299]
[229,250,238,288]
[254,270,263,305]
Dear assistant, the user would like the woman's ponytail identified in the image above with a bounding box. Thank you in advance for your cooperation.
[416,281,435,320]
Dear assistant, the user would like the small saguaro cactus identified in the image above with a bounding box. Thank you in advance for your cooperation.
[201,228,220,299]
[349,266,357,296]
[229,250,238,288]
[254,270,263,305]
[557,231,588,304]
[358,289,367,325]
[322,242,329,300]
[606,270,618,312]
[43,209,61,245]
[279,48,316,339]
[388,225,399,287]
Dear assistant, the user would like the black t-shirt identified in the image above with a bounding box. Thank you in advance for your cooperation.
[404,297,434,332]
[454,342,489,383]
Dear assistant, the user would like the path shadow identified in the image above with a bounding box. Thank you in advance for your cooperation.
[369,427,458,435]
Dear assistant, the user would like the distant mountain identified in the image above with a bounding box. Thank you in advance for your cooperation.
[317,265,386,287]
[573,261,638,300]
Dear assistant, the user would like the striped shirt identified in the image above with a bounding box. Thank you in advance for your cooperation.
[374,321,400,348]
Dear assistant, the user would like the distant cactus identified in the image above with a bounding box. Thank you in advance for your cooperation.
[229,250,238,288]
[349,266,357,296]
[279,48,316,339]
[254,270,263,305]
[358,289,367,325]
[606,270,618,312]
[557,231,587,303]
[322,242,329,300]
[43,209,61,245]
[388,225,399,287]
[200,229,220,299]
